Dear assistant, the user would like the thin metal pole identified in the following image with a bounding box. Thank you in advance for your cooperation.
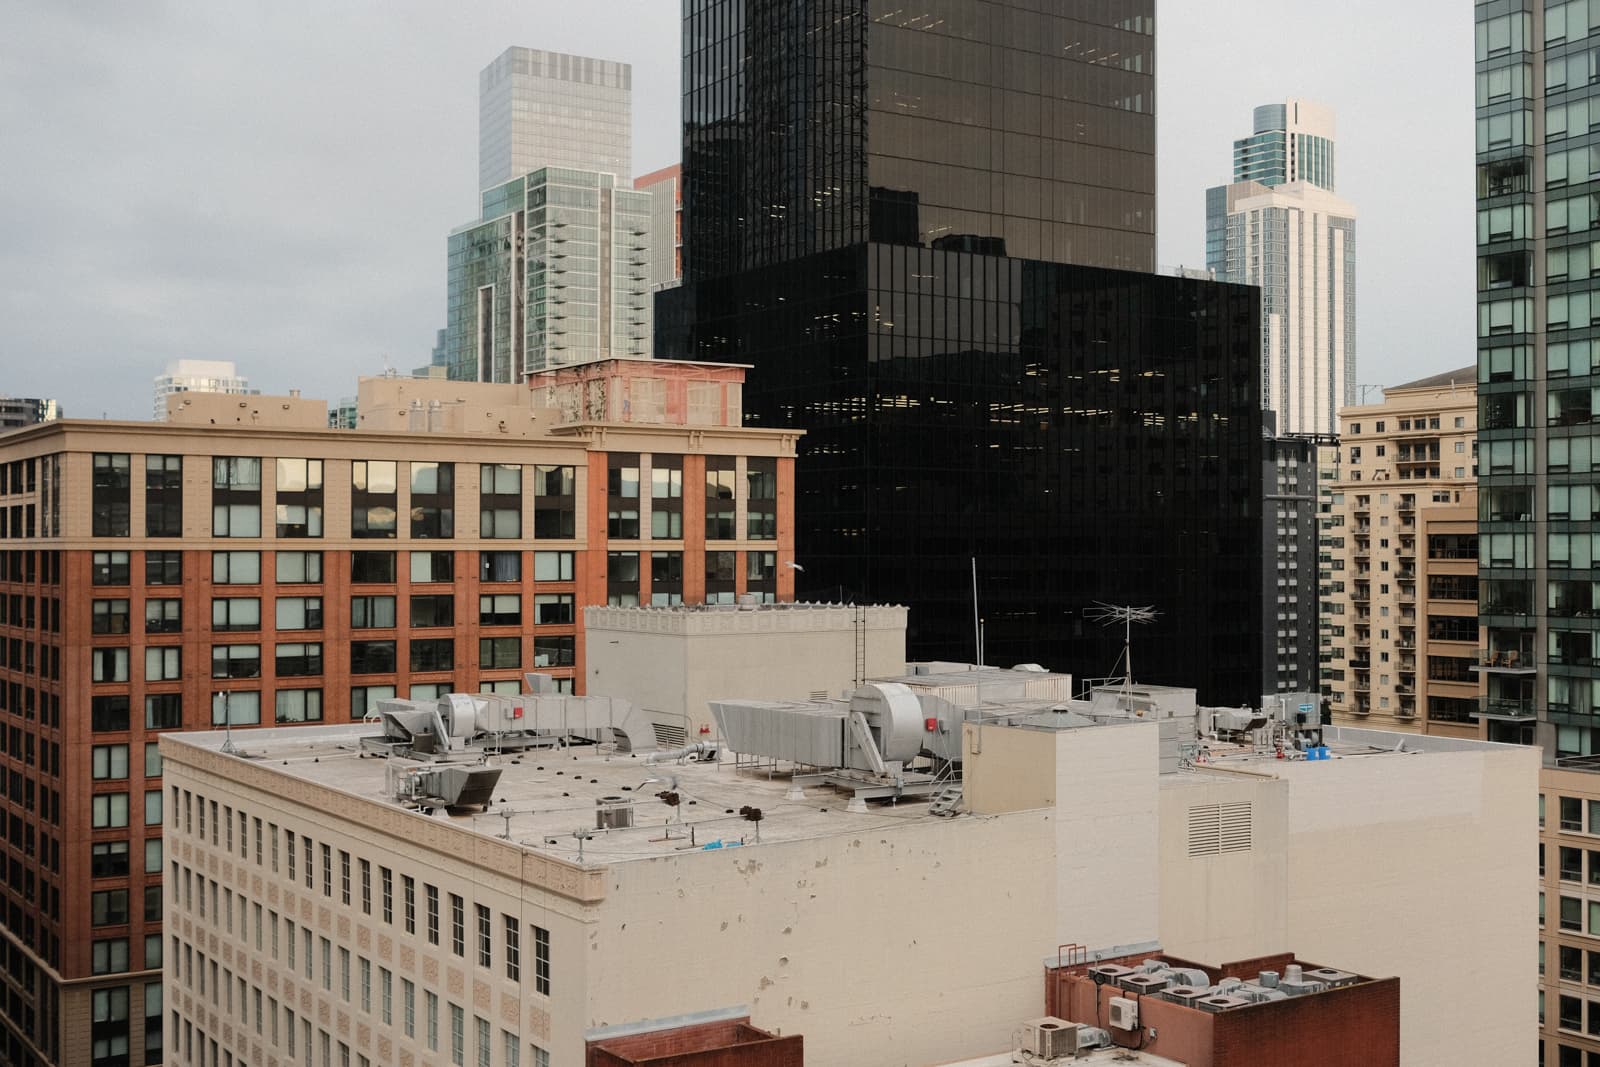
[971,557,981,666]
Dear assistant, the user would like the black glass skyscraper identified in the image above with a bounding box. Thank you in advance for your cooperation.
[667,0,1265,704]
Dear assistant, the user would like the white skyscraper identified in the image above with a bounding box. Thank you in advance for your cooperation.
[1206,100,1356,436]
[478,47,632,192]
[151,359,256,420]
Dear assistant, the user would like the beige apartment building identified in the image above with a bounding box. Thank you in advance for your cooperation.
[1322,368,1478,735]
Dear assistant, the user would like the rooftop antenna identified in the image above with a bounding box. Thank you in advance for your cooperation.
[215,691,239,756]
[1083,602,1159,709]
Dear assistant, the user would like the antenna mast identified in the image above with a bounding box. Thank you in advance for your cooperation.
[1083,602,1159,707]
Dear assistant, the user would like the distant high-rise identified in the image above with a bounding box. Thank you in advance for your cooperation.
[0,395,60,429]
[151,359,255,421]
[1206,101,1356,436]
[478,47,632,192]
[668,0,1266,704]
[447,168,652,382]
[635,164,682,291]
[1233,98,1337,190]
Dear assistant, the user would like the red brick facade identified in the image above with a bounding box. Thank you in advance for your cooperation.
[587,1016,803,1067]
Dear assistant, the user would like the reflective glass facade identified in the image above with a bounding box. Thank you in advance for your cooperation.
[447,169,652,382]
[669,0,1262,703]
[682,0,1155,283]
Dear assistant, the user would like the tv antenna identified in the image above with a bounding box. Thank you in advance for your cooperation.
[1083,602,1159,707]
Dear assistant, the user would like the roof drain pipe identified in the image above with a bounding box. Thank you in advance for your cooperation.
[645,742,716,765]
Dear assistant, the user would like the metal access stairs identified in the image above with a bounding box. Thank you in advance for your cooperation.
[928,780,963,817]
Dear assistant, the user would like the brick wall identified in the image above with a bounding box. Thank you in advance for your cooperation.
[587,1018,803,1067]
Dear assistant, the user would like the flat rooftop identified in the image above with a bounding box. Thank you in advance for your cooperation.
[165,724,960,866]
[1165,724,1515,784]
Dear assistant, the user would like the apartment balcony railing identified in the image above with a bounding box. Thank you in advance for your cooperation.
[1479,695,1537,719]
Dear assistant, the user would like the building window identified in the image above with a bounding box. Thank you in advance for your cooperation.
[91,841,130,879]
[504,916,520,981]
[275,458,325,538]
[706,456,737,539]
[747,551,777,601]
[650,552,683,606]
[212,457,263,537]
[92,599,131,635]
[410,638,454,673]
[210,644,261,679]
[706,550,737,604]
[92,793,130,828]
[607,454,640,538]
[478,594,520,627]
[426,885,440,945]
[211,597,260,632]
[90,985,130,1066]
[533,635,574,668]
[350,550,396,583]
[92,647,129,683]
[649,457,683,538]
[352,685,395,718]
[145,550,182,586]
[607,551,640,606]
[212,550,260,584]
[350,640,397,675]
[211,691,260,726]
[533,465,575,538]
[480,551,521,583]
[476,904,492,967]
[480,464,521,538]
[411,551,454,583]
[91,938,130,976]
[275,689,323,724]
[276,642,323,677]
[93,550,131,586]
[411,462,455,538]
[145,455,183,537]
[275,596,323,630]
[351,460,398,537]
[533,551,573,581]
[479,637,521,670]
[91,889,130,926]
[412,594,455,628]
[93,454,132,537]
[144,694,181,730]
[450,893,465,956]
[144,598,181,634]
[276,550,323,583]
[747,458,776,539]
[92,744,130,780]
[533,594,573,625]
[533,924,550,995]
[350,595,397,628]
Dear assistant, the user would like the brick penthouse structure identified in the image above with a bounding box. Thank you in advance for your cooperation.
[0,359,795,1066]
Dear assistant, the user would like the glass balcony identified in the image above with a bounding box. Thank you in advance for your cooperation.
[1479,694,1537,719]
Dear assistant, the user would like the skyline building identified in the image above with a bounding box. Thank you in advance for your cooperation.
[151,360,255,422]
[0,396,61,430]
[666,0,1266,704]
[446,167,653,383]
[635,163,683,291]
[1319,370,1479,734]
[1206,101,1356,437]
[478,47,632,193]
[1473,11,1600,1063]
[0,362,792,1067]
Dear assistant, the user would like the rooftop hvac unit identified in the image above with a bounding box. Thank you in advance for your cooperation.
[1087,964,1135,985]
[1018,1017,1078,1061]
[1305,967,1358,988]
[1196,995,1250,1013]
[594,796,634,829]
[1163,985,1212,1007]
[1107,997,1139,1031]
[1120,974,1169,996]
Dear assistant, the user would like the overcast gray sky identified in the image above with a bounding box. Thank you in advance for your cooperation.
[1,1,1473,420]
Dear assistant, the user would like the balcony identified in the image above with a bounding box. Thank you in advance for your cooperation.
[1479,695,1537,719]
